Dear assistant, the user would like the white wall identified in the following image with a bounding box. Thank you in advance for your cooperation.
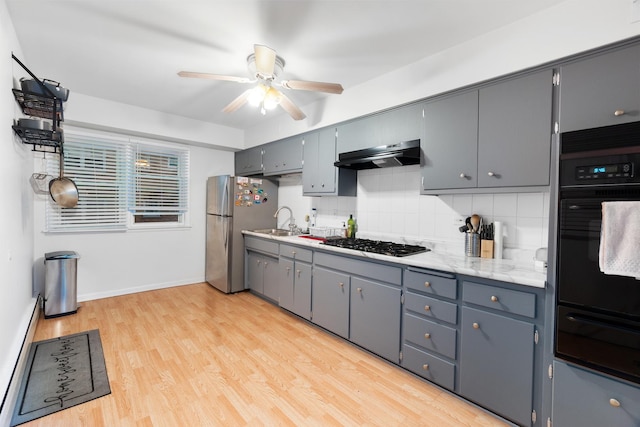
[32,129,234,301]
[245,0,640,145]
[0,0,36,410]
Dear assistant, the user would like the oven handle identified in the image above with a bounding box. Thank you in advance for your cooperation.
[566,313,640,335]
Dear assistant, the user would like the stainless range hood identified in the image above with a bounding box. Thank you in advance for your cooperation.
[334,139,421,170]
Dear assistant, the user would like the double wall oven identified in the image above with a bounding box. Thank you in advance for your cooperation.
[556,121,640,385]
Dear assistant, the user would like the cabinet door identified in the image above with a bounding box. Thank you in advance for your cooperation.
[312,266,350,339]
[552,360,640,427]
[477,70,553,188]
[379,103,423,147]
[459,306,534,427]
[279,258,295,311]
[336,115,379,154]
[262,255,280,302]
[291,262,312,320]
[315,127,337,193]
[422,91,478,190]
[560,44,640,133]
[247,251,264,294]
[350,277,401,362]
[235,147,262,175]
[263,137,302,175]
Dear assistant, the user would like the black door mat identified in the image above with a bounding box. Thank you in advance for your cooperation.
[11,329,111,426]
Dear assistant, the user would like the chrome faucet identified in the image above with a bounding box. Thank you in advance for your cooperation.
[274,206,296,232]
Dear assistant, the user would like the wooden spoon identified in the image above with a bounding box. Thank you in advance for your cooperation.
[470,214,481,233]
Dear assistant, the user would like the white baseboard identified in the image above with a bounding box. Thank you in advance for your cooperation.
[0,297,40,427]
[78,277,204,302]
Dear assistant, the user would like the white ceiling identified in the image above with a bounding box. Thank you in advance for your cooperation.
[7,0,567,131]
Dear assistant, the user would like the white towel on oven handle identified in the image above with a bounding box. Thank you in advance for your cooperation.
[599,201,640,279]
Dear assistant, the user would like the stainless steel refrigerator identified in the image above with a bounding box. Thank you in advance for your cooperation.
[206,175,278,293]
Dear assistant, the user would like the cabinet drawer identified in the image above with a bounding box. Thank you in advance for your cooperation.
[279,244,312,263]
[462,281,535,318]
[315,252,401,285]
[402,343,455,391]
[403,313,457,359]
[552,361,640,427]
[404,269,457,300]
[244,236,279,256]
[404,291,458,325]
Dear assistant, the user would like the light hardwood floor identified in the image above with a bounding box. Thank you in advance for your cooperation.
[23,283,508,426]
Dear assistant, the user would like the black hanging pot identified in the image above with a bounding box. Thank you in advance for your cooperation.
[49,144,78,208]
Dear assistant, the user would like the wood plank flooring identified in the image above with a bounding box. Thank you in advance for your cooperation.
[23,283,508,426]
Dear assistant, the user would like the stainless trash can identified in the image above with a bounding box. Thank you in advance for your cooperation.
[44,251,80,318]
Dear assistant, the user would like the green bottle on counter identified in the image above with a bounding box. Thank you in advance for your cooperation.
[347,214,356,239]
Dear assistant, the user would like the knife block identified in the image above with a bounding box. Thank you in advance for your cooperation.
[480,239,494,258]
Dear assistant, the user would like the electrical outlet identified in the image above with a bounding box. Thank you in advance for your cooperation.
[453,215,465,225]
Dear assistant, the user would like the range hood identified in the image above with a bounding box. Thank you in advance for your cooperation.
[334,139,421,170]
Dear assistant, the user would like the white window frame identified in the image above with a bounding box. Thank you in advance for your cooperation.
[45,129,190,233]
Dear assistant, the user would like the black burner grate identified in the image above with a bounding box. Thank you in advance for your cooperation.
[321,238,429,257]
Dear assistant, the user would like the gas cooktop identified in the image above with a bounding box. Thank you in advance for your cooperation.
[321,238,429,257]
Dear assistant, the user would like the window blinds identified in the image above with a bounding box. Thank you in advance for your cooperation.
[45,131,189,232]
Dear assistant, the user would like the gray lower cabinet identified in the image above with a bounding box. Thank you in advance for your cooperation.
[559,43,640,133]
[245,236,280,301]
[235,146,263,176]
[459,279,539,427]
[246,251,279,300]
[312,265,350,339]
[401,268,458,391]
[350,277,401,362]
[552,360,640,427]
[279,244,312,320]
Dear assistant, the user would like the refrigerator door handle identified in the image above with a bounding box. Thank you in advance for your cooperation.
[222,177,230,216]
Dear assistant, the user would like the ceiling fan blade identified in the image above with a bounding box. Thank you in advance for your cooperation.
[178,71,252,83]
[222,89,252,113]
[280,79,344,94]
[278,91,306,121]
[254,44,277,77]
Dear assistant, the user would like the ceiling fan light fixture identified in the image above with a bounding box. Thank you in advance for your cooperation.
[248,84,268,107]
[263,87,281,110]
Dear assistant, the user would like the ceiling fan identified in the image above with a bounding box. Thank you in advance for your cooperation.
[178,44,344,121]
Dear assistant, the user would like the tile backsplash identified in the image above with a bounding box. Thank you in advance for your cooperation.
[276,165,550,261]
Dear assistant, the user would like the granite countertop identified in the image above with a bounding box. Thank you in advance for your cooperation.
[242,231,547,289]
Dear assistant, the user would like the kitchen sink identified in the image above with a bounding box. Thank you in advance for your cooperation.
[251,228,298,237]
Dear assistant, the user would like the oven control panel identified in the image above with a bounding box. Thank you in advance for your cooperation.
[576,162,633,180]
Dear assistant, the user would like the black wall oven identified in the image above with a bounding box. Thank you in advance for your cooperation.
[556,121,640,385]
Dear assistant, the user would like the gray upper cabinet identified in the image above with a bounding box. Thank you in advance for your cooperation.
[262,135,303,176]
[477,69,553,188]
[336,103,423,154]
[421,90,479,190]
[235,146,262,176]
[303,128,357,196]
[421,69,553,193]
[559,43,640,133]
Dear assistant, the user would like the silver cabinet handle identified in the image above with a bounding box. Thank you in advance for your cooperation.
[291,251,296,256]
[459,173,467,179]
[490,295,499,302]
[424,281,431,288]
[296,269,301,278]
[338,282,344,288]
[286,267,291,272]
[357,287,362,293]
[614,109,625,116]
[424,333,431,339]
[609,398,621,408]
[422,364,429,371]
[256,260,261,265]
[424,305,431,312]
[487,171,496,177]
[473,322,480,329]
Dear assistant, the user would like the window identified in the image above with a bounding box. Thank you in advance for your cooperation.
[45,130,189,232]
